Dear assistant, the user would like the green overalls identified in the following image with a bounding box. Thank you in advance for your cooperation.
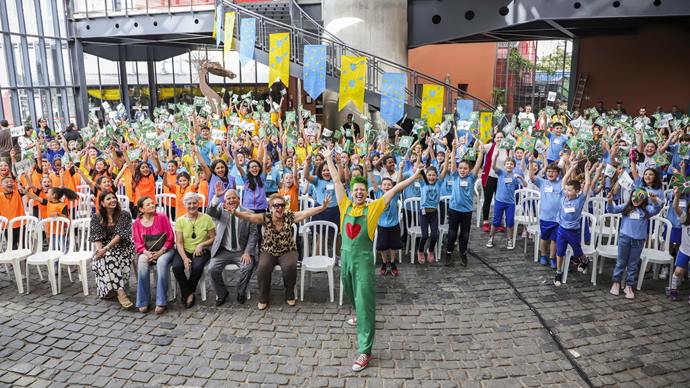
[341,204,376,355]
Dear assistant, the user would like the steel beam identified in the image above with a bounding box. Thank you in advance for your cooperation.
[72,11,214,39]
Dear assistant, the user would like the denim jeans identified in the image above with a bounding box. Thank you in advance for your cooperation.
[612,234,645,286]
[136,250,175,308]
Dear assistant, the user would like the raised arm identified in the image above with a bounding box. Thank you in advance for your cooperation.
[232,208,265,224]
[294,195,331,224]
[384,167,421,206]
[673,187,684,217]
[321,148,346,204]
[194,146,211,181]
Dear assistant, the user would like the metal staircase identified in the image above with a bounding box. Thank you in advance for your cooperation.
[222,0,495,115]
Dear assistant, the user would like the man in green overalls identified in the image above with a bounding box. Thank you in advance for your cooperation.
[323,148,421,372]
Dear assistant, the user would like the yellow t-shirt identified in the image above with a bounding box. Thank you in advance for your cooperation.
[294,146,307,165]
[174,213,215,253]
[337,197,386,241]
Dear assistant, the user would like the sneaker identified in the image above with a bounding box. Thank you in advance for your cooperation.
[669,289,679,301]
[417,252,426,264]
[379,264,388,276]
[460,253,468,267]
[549,259,557,269]
[482,223,490,233]
[577,257,589,274]
[390,266,400,276]
[553,272,563,287]
[539,256,548,266]
[427,251,435,263]
[624,285,635,299]
[506,239,515,250]
[496,226,506,233]
[443,251,454,267]
[521,229,527,238]
[346,317,357,326]
[352,353,373,372]
[610,282,620,296]
[485,237,494,248]
[659,266,669,280]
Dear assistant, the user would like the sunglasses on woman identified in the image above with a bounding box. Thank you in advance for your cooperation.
[272,203,286,209]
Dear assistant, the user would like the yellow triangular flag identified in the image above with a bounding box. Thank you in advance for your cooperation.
[338,56,367,112]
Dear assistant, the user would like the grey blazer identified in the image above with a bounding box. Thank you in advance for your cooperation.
[207,199,259,258]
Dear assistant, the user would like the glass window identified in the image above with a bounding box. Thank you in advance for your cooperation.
[17,89,31,124]
[27,37,47,86]
[66,88,77,126]
[23,0,38,35]
[11,35,28,86]
[172,52,192,84]
[35,89,51,122]
[4,0,21,33]
[155,58,174,84]
[1,90,18,126]
[206,49,231,84]
[55,0,67,37]
[136,61,148,85]
[0,40,7,87]
[39,0,57,37]
[51,88,66,128]
[126,62,138,85]
[98,57,119,85]
[129,86,150,111]
[61,41,73,86]
[45,39,64,86]
[84,53,101,85]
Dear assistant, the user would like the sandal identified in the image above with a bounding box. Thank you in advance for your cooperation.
[138,306,149,313]
[154,306,166,315]
[117,293,133,309]
[257,302,268,310]
[286,299,296,306]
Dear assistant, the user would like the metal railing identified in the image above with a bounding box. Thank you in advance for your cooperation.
[227,0,495,112]
[69,0,215,20]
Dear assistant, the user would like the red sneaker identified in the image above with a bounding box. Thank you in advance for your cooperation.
[496,226,506,233]
[390,266,400,276]
[352,353,374,372]
[482,223,490,233]
[379,265,388,276]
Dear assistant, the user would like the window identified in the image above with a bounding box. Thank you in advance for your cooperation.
[27,37,48,86]
[4,0,21,33]
[39,0,57,37]
[0,40,8,87]
[1,90,18,126]
[62,42,73,85]
[11,35,28,86]
[457,84,469,93]
[23,0,39,35]
[45,39,64,85]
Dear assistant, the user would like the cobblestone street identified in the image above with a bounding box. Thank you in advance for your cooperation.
[1,224,690,387]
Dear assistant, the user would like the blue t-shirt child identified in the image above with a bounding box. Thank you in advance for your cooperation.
[495,169,522,205]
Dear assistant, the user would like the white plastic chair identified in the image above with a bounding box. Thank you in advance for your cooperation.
[512,189,540,253]
[0,217,10,277]
[70,193,93,220]
[300,221,337,302]
[198,195,207,214]
[403,197,422,263]
[0,216,39,293]
[474,179,484,228]
[155,193,176,221]
[298,195,315,234]
[591,213,621,286]
[58,218,93,295]
[236,185,244,205]
[155,181,163,196]
[26,217,70,295]
[637,216,673,291]
[563,212,597,284]
[76,184,91,196]
[117,195,130,212]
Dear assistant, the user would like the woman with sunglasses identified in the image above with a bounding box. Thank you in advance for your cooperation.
[231,193,332,310]
[171,192,216,308]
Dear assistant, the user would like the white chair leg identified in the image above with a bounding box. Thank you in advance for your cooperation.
[327,267,334,303]
[67,266,73,283]
[636,258,648,291]
[652,264,659,280]
[36,266,43,281]
[590,254,598,285]
[57,264,62,293]
[4,264,10,279]
[46,263,58,295]
[25,261,31,294]
[562,255,570,284]
[411,237,416,264]
[13,262,24,293]
[300,267,306,302]
[339,278,343,306]
[80,263,89,296]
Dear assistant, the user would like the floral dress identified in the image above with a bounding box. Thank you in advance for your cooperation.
[90,212,135,297]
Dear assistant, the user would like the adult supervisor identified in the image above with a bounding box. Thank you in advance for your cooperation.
[321,147,421,372]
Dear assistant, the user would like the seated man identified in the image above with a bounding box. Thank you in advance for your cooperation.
[207,186,258,305]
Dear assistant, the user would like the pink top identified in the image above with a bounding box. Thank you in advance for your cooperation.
[132,212,175,253]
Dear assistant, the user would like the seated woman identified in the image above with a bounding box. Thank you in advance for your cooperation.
[133,196,176,314]
[232,193,331,310]
[171,192,216,308]
[90,191,135,309]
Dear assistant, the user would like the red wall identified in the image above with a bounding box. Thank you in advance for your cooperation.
[577,23,690,112]
[408,43,497,105]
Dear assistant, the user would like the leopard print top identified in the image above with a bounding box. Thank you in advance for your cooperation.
[261,211,297,256]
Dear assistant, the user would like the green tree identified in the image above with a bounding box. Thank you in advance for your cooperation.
[536,45,571,75]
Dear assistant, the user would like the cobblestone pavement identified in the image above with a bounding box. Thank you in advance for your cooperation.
[1,224,689,387]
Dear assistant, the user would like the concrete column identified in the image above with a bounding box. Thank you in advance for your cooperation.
[321,0,408,131]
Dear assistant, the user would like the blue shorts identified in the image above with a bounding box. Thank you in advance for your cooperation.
[556,226,583,258]
[670,227,682,245]
[493,200,515,228]
[540,220,559,241]
[676,251,690,270]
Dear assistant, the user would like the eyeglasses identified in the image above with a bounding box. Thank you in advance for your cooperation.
[272,203,286,209]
